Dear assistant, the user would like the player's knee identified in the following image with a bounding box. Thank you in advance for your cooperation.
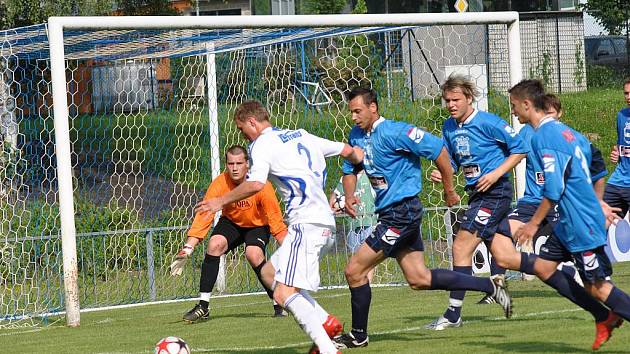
[207,237,227,256]
[344,262,364,285]
[244,247,264,265]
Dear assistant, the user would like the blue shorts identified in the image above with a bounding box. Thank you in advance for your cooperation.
[365,197,423,258]
[460,177,513,241]
[346,225,374,254]
[538,235,612,282]
[604,184,630,219]
[508,201,559,226]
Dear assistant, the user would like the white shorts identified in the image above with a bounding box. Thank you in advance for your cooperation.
[271,223,335,291]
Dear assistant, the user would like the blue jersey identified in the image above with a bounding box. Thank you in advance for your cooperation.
[607,107,630,187]
[520,122,608,205]
[531,117,607,252]
[342,117,444,212]
[442,110,528,188]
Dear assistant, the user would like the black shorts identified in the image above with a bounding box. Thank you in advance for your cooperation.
[460,177,513,241]
[538,235,612,282]
[210,216,270,252]
[604,184,630,219]
[508,201,559,226]
[365,197,424,258]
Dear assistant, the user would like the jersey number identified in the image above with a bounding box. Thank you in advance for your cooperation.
[297,143,320,177]
[574,145,592,184]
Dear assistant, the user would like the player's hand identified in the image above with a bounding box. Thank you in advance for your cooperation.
[475,171,499,192]
[350,146,365,165]
[195,198,223,215]
[344,194,360,218]
[514,221,538,247]
[429,169,442,183]
[600,200,622,228]
[443,189,460,207]
[170,244,194,276]
[610,145,619,164]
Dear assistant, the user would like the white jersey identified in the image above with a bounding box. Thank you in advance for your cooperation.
[247,127,345,226]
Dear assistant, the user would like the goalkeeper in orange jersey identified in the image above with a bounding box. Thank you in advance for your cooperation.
[170,145,288,321]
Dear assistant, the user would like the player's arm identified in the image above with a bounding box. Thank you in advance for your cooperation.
[260,183,288,244]
[195,181,265,215]
[434,147,460,207]
[340,144,364,165]
[477,121,527,192]
[515,197,554,246]
[589,143,608,200]
[342,173,359,218]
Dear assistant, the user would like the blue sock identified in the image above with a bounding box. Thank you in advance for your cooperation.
[543,270,609,322]
[604,286,630,321]
[519,252,537,275]
[442,266,471,322]
[490,258,506,277]
[430,269,494,293]
[349,283,371,340]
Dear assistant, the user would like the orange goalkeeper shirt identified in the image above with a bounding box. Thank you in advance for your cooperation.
[187,172,287,242]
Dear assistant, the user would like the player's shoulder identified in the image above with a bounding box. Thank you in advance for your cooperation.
[619,107,630,118]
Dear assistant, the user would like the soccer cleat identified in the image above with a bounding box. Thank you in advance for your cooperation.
[592,311,623,350]
[273,304,288,317]
[333,332,369,349]
[476,294,496,305]
[424,315,463,330]
[492,276,512,319]
[322,315,343,338]
[182,303,209,323]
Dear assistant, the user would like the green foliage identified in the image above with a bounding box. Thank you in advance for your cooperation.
[582,0,630,35]
[586,64,620,88]
[574,42,585,86]
[1,0,114,29]
[528,51,553,88]
[116,0,184,15]
[302,0,347,14]
[352,0,367,14]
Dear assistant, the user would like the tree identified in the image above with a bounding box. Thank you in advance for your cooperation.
[116,0,185,16]
[582,0,630,35]
[352,0,367,14]
[301,0,347,14]
[1,0,115,30]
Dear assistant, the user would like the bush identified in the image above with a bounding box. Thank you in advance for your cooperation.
[586,64,622,88]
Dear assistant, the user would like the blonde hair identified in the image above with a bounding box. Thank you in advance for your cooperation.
[234,100,270,122]
[441,74,480,100]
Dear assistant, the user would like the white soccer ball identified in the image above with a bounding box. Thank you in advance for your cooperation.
[333,191,345,210]
[155,336,190,354]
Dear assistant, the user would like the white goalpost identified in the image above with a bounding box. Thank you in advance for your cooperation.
[0,12,523,328]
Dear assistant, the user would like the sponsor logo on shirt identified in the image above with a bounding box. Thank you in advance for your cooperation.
[463,164,481,178]
[475,207,492,225]
[542,154,555,173]
[621,145,630,157]
[368,175,388,190]
[582,251,599,271]
[503,124,517,137]
[535,171,545,184]
[278,130,303,143]
[454,135,471,158]
[406,127,425,143]
[561,129,575,142]
[233,200,253,210]
[381,227,401,245]
[624,122,630,143]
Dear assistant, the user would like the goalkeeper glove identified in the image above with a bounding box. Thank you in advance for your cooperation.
[170,244,194,276]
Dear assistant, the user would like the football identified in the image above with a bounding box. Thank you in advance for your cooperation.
[332,191,345,210]
[155,336,190,354]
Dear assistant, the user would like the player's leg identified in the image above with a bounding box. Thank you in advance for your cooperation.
[271,224,339,354]
[477,257,506,304]
[604,184,630,220]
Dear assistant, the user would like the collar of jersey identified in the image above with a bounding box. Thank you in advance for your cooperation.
[261,126,274,135]
[538,116,555,129]
[457,109,478,127]
[368,116,385,134]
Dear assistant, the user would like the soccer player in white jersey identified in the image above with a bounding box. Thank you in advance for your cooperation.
[195,100,364,354]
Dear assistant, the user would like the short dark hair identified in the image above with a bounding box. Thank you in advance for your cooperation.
[508,79,546,111]
[543,94,562,113]
[348,87,378,109]
[624,77,630,87]
[234,100,269,122]
[225,145,248,160]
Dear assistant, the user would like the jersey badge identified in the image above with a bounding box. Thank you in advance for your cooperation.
[474,207,492,225]
[406,127,425,143]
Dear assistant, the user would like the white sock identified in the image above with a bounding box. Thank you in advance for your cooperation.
[299,289,329,323]
[285,293,336,354]
[199,292,211,302]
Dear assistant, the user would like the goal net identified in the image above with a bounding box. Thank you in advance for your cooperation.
[0,13,521,327]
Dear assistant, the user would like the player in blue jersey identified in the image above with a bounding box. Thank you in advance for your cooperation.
[603,78,630,220]
[332,87,512,349]
[426,74,528,330]
[510,80,630,350]
[195,100,365,354]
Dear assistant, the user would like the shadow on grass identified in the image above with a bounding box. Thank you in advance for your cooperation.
[462,340,628,353]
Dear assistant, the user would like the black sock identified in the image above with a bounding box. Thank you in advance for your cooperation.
[519,252,537,275]
[543,270,609,322]
[430,269,494,294]
[199,254,221,295]
[490,258,506,277]
[604,286,630,321]
[252,259,274,299]
[349,283,371,340]
[199,300,209,309]
[443,266,471,322]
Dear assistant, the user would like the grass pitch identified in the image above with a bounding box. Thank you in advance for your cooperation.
[2,263,630,353]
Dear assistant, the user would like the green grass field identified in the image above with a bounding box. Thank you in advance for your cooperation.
[2,262,630,353]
